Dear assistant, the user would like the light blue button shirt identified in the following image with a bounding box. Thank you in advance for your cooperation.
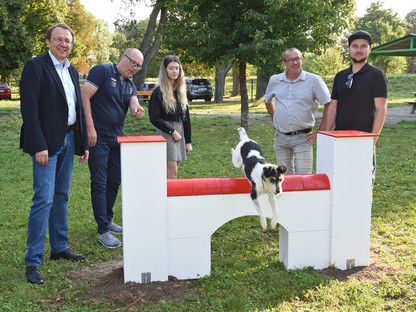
[48,50,77,126]
[264,70,331,133]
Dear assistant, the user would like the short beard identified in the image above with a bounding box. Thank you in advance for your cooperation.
[351,56,368,64]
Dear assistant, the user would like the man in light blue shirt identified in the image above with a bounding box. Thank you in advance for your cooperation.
[264,48,331,174]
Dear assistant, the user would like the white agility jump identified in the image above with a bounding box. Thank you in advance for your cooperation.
[118,131,377,283]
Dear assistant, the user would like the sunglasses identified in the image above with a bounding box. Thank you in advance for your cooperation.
[165,55,179,62]
[345,73,354,89]
[164,55,180,67]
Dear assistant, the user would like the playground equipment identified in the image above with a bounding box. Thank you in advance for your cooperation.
[118,130,377,283]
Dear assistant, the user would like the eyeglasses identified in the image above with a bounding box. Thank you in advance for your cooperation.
[50,38,73,45]
[285,57,302,64]
[124,54,142,70]
[345,73,354,89]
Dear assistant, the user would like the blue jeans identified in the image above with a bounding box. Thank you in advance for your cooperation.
[88,136,121,235]
[25,130,75,266]
[274,130,313,174]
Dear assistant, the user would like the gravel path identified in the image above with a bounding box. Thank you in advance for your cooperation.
[382,105,416,124]
[193,105,416,125]
[315,105,416,125]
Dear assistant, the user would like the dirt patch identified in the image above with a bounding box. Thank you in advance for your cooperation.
[59,259,201,310]
[54,250,398,310]
[317,251,399,283]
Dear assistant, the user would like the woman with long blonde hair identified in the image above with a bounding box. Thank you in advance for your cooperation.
[149,55,192,179]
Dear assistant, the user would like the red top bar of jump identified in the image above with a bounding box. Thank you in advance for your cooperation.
[117,136,166,143]
[317,130,378,138]
[167,174,330,197]
[118,132,377,144]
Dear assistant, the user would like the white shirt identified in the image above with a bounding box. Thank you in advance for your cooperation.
[264,70,330,133]
[48,50,77,126]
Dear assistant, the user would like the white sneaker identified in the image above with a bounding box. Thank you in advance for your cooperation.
[109,220,122,235]
[98,232,121,248]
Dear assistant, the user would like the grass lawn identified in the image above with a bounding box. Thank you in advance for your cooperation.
[0,75,415,311]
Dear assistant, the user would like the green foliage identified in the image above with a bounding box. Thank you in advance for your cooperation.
[164,0,357,126]
[165,0,355,72]
[356,1,407,44]
[66,0,99,74]
[92,19,118,65]
[21,0,70,56]
[405,10,416,74]
[2,0,101,78]
[0,0,31,79]
[110,31,128,63]
[406,9,416,33]
[354,0,408,74]
[113,18,148,54]
[303,46,349,76]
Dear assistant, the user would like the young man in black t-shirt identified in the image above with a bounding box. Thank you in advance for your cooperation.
[323,30,388,184]
[324,30,388,146]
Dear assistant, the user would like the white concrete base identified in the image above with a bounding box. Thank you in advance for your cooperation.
[118,131,377,283]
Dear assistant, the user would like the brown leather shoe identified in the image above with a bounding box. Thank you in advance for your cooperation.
[26,266,44,284]
[50,248,85,261]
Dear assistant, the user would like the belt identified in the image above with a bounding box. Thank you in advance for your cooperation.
[282,128,312,136]
[66,125,73,132]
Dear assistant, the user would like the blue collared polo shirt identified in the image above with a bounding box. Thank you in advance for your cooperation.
[86,63,137,137]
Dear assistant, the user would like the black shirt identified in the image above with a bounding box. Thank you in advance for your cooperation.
[331,62,388,133]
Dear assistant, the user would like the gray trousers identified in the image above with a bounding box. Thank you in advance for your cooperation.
[273,130,313,174]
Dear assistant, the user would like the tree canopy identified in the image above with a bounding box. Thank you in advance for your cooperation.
[0,0,31,80]
[21,0,69,56]
[353,0,408,74]
[2,0,416,82]
[1,0,100,79]
[164,0,355,127]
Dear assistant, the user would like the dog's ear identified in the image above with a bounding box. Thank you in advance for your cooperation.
[263,166,275,178]
[278,165,287,174]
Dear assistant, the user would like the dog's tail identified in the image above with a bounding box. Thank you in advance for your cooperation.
[237,127,249,140]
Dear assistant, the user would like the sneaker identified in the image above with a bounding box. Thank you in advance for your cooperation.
[98,232,121,248]
[109,220,122,234]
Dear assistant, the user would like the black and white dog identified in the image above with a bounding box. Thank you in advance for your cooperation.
[231,127,287,230]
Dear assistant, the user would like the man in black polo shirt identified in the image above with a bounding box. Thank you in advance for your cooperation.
[323,31,388,183]
[81,48,145,248]
[324,30,388,145]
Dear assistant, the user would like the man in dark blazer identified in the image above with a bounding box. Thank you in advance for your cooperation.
[20,24,89,284]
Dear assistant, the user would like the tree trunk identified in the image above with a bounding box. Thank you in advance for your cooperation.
[256,68,269,100]
[133,0,167,90]
[239,61,249,130]
[231,61,240,96]
[214,62,232,101]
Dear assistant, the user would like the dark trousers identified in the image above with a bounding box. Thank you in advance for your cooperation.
[88,136,121,235]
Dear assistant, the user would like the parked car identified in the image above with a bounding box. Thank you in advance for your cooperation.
[186,78,213,102]
[143,82,156,92]
[0,83,11,100]
[139,82,156,102]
